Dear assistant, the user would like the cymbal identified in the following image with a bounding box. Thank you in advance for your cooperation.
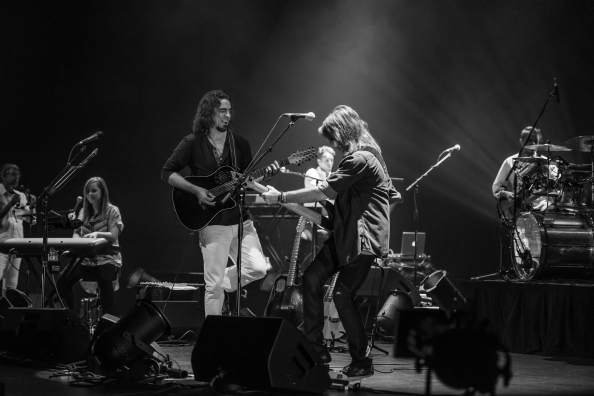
[513,157,549,163]
[565,136,594,152]
[530,191,560,196]
[524,144,572,152]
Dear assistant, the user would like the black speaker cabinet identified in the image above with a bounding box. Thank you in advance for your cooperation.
[153,301,204,338]
[0,307,91,364]
[192,316,330,394]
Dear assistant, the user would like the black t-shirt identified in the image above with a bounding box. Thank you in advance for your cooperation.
[161,131,253,226]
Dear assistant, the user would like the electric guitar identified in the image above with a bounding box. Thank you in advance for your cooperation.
[322,272,345,341]
[264,216,308,329]
[171,147,315,231]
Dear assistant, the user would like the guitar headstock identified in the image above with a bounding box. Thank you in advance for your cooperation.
[296,216,308,233]
[288,147,316,166]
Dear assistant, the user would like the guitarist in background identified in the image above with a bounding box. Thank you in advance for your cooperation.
[257,105,402,380]
[0,163,36,295]
[161,90,278,317]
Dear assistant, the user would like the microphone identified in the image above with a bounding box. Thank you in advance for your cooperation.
[78,148,99,168]
[279,167,305,177]
[444,144,461,153]
[68,196,83,221]
[76,131,104,146]
[282,112,315,121]
[554,78,560,104]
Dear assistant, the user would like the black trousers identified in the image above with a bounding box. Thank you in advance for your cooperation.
[302,238,375,361]
[60,263,118,315]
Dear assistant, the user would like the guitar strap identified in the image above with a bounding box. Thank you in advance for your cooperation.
[360,146,393,187]
[228,131,238,171]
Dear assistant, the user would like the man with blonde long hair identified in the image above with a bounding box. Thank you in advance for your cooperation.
[254,105,401,379]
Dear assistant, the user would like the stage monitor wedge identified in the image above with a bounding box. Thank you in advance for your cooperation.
[192,316,330,394]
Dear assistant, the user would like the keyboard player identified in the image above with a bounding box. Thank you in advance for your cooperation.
[62,177,124,315]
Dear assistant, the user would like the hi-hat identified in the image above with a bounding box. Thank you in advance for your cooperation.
[524,144,572,151]
[513,157,550,163]
[565,136,594,152]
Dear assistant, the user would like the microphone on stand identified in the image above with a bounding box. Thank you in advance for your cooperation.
[554,78,560,104]
[444,144,461,153]
[282,112,315,121]
[78,148,99,168]
[68,196,83,221]
[76,131,104,147]
[279,167,306,177]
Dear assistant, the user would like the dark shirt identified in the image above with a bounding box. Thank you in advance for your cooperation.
[319,149,400,266]
[161,131,253,226]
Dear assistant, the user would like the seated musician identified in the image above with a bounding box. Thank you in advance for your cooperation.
[0,164,35,295]
[492,126,557,219]
[302,145,335,244]
[62,177,123,315]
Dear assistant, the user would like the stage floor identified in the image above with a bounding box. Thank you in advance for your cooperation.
[2,340,594,396]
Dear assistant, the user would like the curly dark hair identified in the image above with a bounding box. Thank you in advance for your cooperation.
[192,90,233,134]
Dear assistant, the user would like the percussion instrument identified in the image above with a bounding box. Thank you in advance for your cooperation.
[512,211,594,281]
[565,136,594,152]
[524,144,572,152]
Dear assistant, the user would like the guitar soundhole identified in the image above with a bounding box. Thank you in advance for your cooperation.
[214,170,232,185]
[276,278,286,292]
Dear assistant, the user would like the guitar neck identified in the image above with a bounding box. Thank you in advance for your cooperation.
[209,157,294,196]
[287,217,307,286]
[323,273,339,302]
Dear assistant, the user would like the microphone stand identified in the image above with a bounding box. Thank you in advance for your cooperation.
[32,147,98,308]
[228,117,299,316]
[405,149,457,287]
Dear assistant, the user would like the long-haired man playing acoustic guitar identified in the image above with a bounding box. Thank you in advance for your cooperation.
[161,90,278,316]
[253,106,401,380]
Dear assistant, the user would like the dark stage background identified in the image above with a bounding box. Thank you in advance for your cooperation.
[2,0,594,315]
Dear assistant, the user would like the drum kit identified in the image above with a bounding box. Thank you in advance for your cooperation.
[510,136,594,281]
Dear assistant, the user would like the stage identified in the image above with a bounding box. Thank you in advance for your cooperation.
[458,279,594,359]
[2,339,594,396]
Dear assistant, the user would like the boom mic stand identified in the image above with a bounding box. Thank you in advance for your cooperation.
[405,147,459,287]
[492,80,559,280]
[227,115,301,316]
[32,147,99,308]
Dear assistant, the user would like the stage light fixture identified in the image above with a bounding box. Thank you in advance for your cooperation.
[87,299,171,375]
[376,290,414,337]
[419,270,468,316]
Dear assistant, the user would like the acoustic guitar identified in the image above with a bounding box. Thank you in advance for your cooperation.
[171,147,315,231]
[264,216,308,329]
[322,272,345,341]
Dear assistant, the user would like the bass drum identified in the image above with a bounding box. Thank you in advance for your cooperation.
[512,211,594,281]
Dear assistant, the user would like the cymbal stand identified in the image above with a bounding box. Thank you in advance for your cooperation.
[406,148,458,286]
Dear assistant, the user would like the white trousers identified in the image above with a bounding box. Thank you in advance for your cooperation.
[199,220,267,316]
[0,253,21,295]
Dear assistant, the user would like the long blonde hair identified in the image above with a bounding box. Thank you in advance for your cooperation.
[80,177,110,222]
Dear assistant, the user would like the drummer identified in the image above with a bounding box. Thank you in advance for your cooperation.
[492,126,558,219]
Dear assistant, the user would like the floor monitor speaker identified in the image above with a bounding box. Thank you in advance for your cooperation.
[0,307,91,364]
[191,316,330,394]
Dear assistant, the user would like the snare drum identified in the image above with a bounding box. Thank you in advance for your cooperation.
[512,211,594,280]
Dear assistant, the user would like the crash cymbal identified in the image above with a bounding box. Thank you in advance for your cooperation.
[524,144,572,152]
[513,157,550,163]
[565,136,594,152]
